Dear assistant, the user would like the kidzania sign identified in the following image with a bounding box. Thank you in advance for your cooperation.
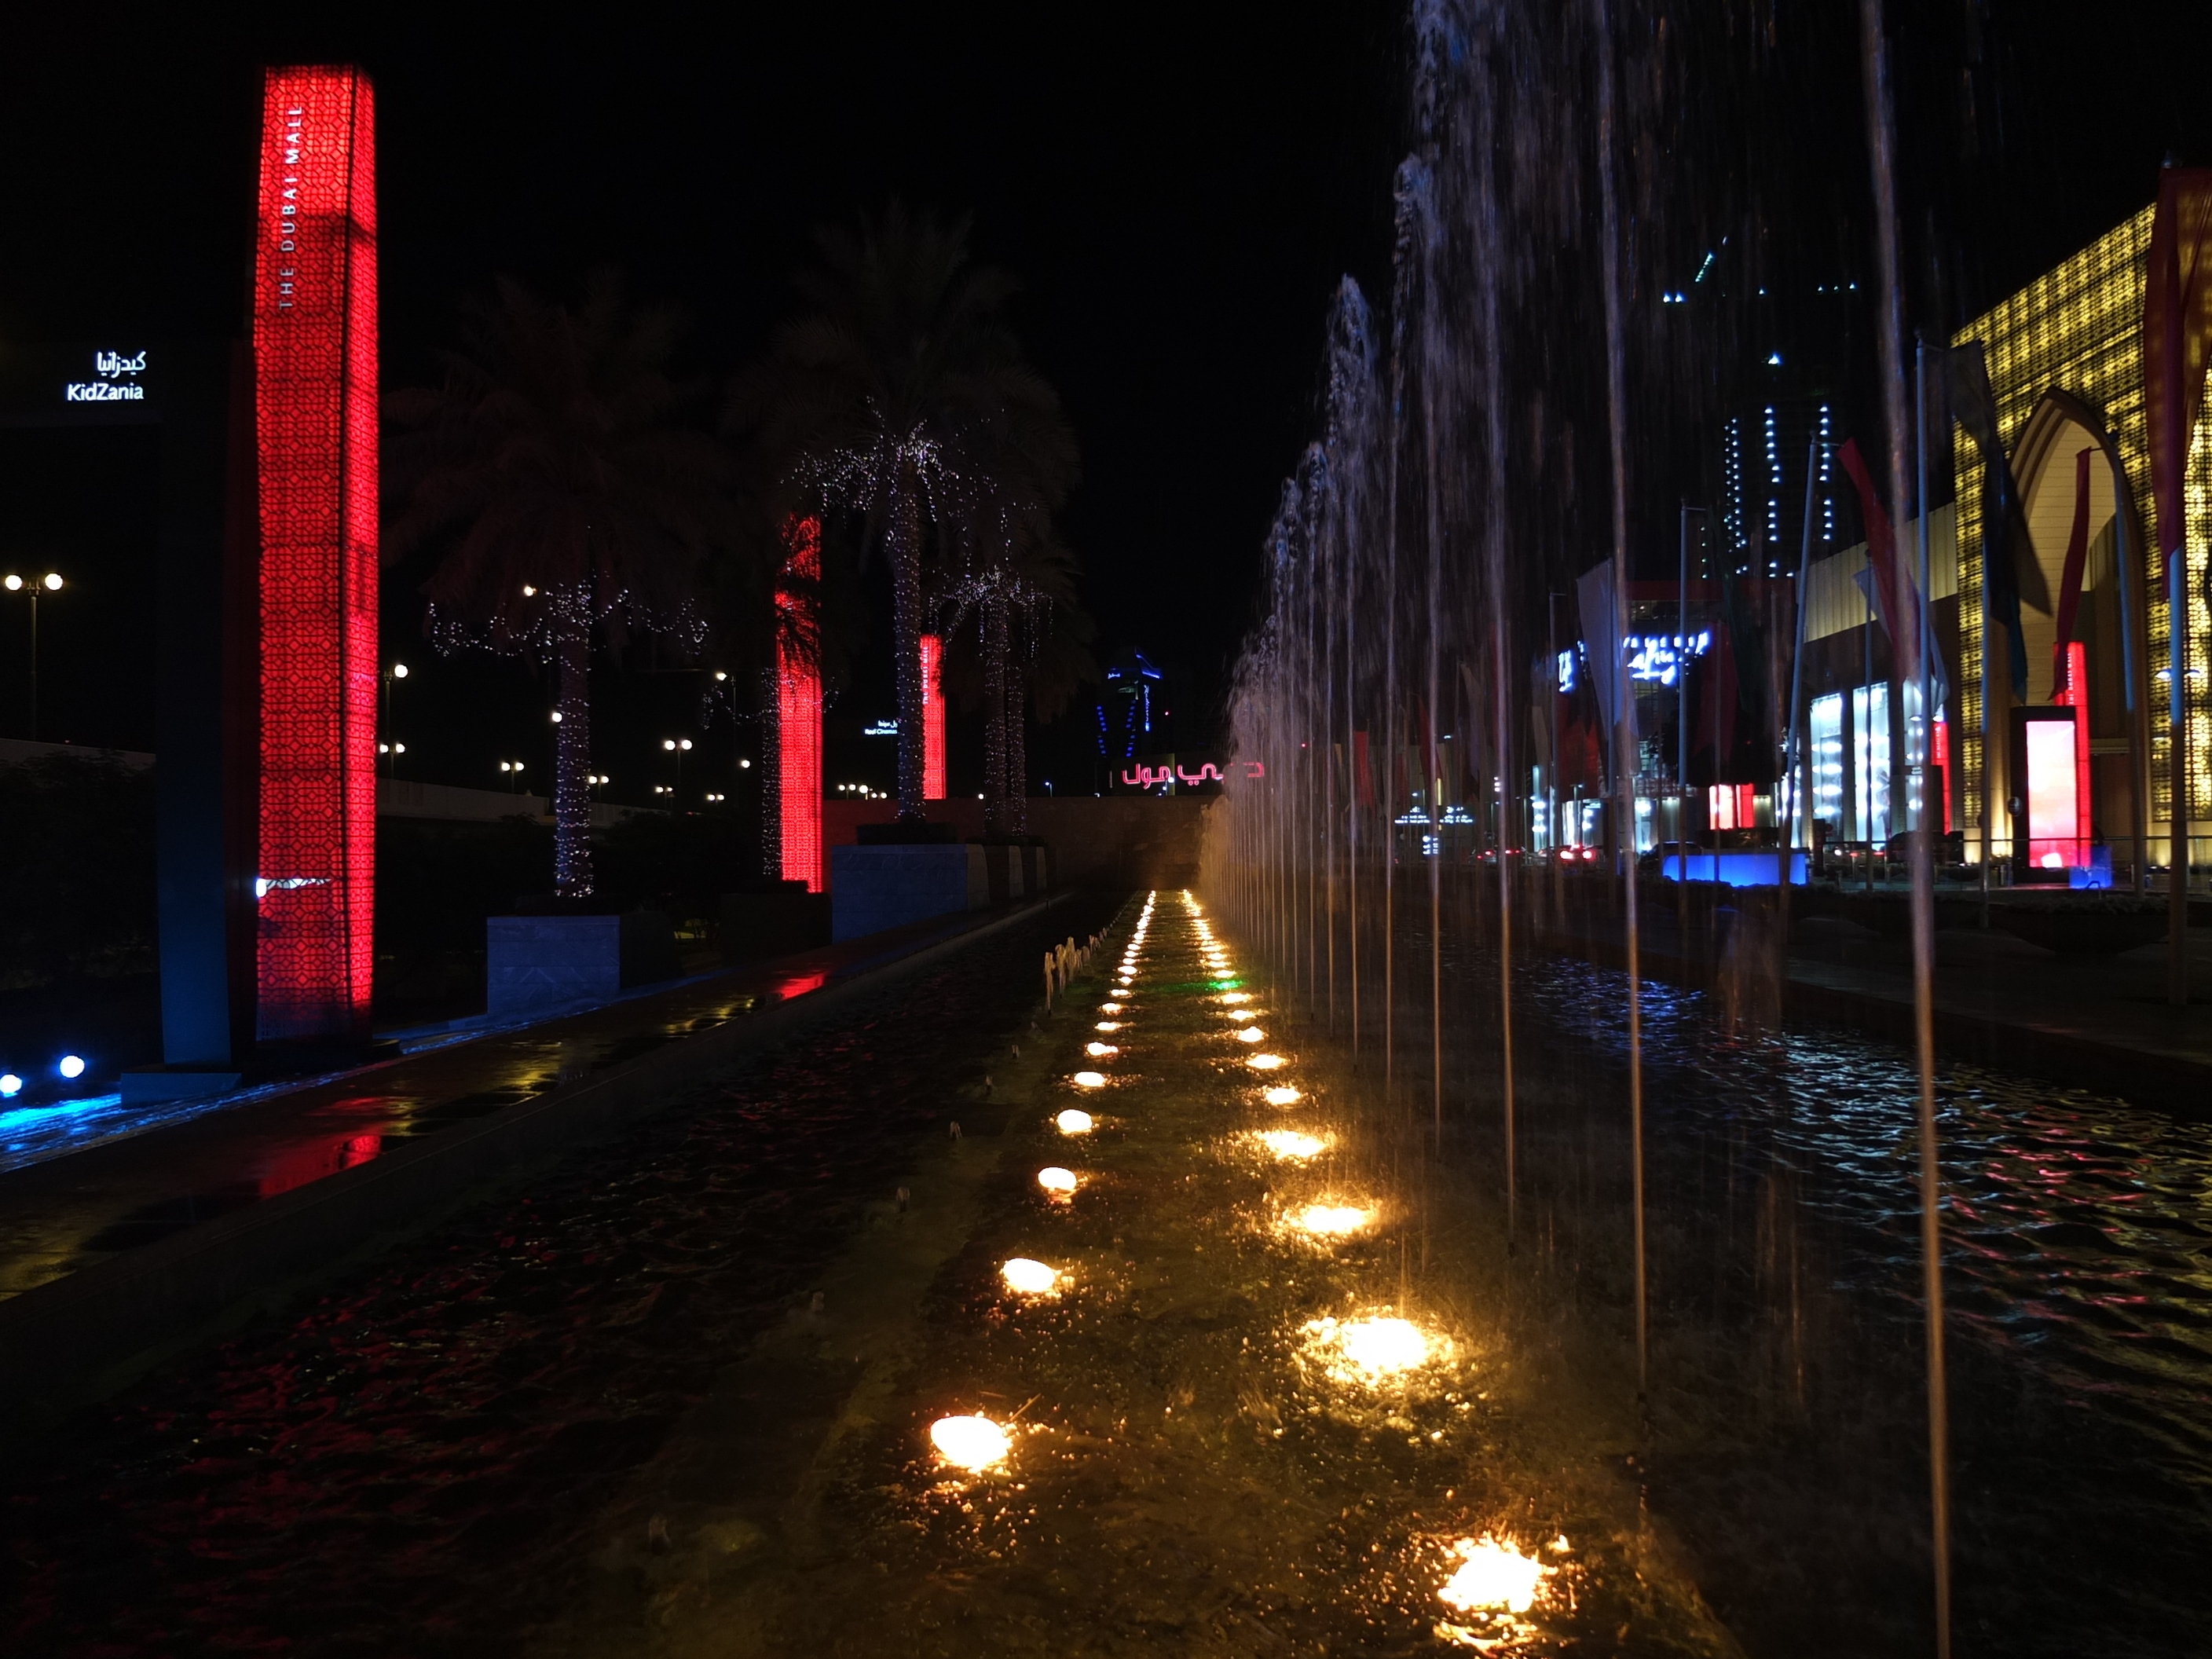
[63,349,149,401]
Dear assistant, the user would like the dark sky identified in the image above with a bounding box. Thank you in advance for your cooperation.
[2,3,2208,793]
[0,4,1404,791]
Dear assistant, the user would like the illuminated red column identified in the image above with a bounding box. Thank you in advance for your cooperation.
[777,517,824,892]
[252,67,378,1042]
[921,632,947,800]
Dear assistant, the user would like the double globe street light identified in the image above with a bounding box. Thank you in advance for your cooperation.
[4,571,65,741]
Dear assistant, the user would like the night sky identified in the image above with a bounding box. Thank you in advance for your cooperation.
[2,4,2207,797]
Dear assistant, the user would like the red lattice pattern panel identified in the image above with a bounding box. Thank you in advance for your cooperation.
[921,632,947,800]
[254,66,378,1042]
[778,517,824,892]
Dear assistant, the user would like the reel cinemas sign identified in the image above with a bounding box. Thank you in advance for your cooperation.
[64,349,148,402]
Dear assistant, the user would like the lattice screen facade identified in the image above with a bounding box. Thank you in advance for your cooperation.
[253,66,379,1040]
[1952,204,2212,842]
[921,632,947,800]
[777,516,824,892]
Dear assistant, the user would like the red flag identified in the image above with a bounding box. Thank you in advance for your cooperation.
[1836,438,1921,687]
[2144,167,2212,575]
[2050,447,2095,699]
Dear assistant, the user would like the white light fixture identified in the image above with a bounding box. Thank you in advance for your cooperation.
[930,1414,1011,1471]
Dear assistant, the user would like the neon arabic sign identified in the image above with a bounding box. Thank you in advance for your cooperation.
[1557,631,1713,692]
[1119,761,1262,788]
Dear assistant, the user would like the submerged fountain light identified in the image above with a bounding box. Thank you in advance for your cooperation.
[1218,992,1253,1005]
[1252,1129,1329,1161]
[1287,1203,1373,1238]
[1235,1027,1265,1043]
[1305,1313,1450,1382]
[1056,1108,1093,1134]
[1095,1021,1123,1032]
[1071,1070,1107,1088]
[1262,1085,1302,1106]
[1437,1536,1554,1616]
[1085,1042,1118,1057]
[1001,1257,1060,1295]
[930,1414,1012,1471]
[1247,1053,1286,1071]
[1098,1002,1122,1013]
[1036,1166,1079,1194]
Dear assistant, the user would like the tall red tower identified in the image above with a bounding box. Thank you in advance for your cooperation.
[777,517,825,892]
[921,632,947,800]
[251,67,378,1042]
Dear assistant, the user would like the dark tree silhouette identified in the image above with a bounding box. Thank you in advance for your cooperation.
[385,275,734,898]
[731,204,1076,822]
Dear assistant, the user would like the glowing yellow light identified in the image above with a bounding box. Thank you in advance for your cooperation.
[1262,1085,1301,1106]
[1247,1053,1286,1071]
[1098,1002,1122,1013]
[1252,1129,1328,1161]
[1095,1021,1123,1032]
[930,1414,1011,1470]
[1305,1314,1449,1381]
[1001,1257,1059,1295]
[1437,1536,1553,1615]
[1056,1108,1093,1134]
[1085,1042,1118,1057]
[1071,1071,1106,1089]
[1036,1166,1078,1194]
[1236,1027,1265,1043]
[1289,1203,1372,1237]
[1218,992,1254,1005]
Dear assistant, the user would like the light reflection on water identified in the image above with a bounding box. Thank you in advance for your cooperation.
[1510,949,2212,1485]
[1359,926,2212,1654]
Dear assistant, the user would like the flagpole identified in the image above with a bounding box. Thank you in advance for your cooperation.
[1785,440,1818,895]
[1679,503,1691,913]
[1918,339,1936,848]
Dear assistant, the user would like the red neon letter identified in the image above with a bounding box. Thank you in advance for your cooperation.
[777,517,824,892]
[253,66,377,1042]
[921,632,947,800]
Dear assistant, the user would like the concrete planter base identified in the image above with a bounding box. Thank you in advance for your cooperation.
[486,911,678,1016]
[720,886,831,964]
[830,844,987,941]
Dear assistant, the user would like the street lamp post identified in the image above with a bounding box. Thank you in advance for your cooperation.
[4,572,65,741]
[499,759,526,794]
[662,737,693,804]
[380,661,408,776]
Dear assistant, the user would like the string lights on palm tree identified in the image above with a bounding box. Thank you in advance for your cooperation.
[385,275,738,898]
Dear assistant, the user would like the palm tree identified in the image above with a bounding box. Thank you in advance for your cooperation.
[731,204,1075,822]
[944,512,1092,837]
[385,275,733,899]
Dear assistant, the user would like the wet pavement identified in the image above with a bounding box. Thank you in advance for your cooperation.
[532,890,1737,1658]
[0,893,1119,1657]
[5,883,2210,1655]
[0,903,1054,1306]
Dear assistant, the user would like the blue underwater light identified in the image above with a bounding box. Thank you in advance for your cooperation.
[57,1054,86,1080]
[0,1074,20,1098]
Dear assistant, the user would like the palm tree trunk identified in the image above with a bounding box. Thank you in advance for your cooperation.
[1008,669,1029,837]
[757,666,782,877]
[554,628,593,897]
[983,596,1009,837]
[891,478,926,820]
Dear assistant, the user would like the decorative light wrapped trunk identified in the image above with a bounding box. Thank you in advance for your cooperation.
[252,65,377,1042]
